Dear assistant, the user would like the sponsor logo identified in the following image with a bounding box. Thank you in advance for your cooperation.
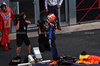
[3,13,11,19]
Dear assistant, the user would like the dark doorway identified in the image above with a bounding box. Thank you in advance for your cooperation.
[39,0,47,20]
[19,1,35,24]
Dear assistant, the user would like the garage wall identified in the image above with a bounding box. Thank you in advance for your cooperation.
[0,0,10,7]
[76,0,100,22]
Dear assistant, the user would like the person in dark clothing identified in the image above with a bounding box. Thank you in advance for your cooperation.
[15,12,31,58]
[45,0,63,30]
[47,14,58,64]
[37,20,50,52]
[51,32,58,61]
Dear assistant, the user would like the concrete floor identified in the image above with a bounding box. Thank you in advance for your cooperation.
[1,28,100,66]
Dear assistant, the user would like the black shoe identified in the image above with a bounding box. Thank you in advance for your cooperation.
[28,53,31,55]
[14,56,21,60]
[8,56,21,65]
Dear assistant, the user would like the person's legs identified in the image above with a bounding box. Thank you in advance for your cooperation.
[1,29,5,45]
[6,27,11,48]
[7,27,10,43]
[27,45,31,54]
[16,47,21,56]
[53,6,61,30]
[15,46,21,59]
[24,35,31,54]
[39,41,45,52]
[51,33,58,60]
[48,5,54,15]
[49,33,58,65]
[16,34,23,57]
[3,28,11,49]
[48,5,61,29]
[38,35,45,52]
[45,37,50,51]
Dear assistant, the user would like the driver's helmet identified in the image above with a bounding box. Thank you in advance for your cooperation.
[47,13,56,23]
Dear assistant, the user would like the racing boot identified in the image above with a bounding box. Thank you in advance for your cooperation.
[49,60,58,65]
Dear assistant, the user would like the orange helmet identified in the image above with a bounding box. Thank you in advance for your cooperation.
[47,14,56,23]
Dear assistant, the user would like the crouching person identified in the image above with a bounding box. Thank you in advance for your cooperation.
[37,20,50,53]
[15,12,31,58]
